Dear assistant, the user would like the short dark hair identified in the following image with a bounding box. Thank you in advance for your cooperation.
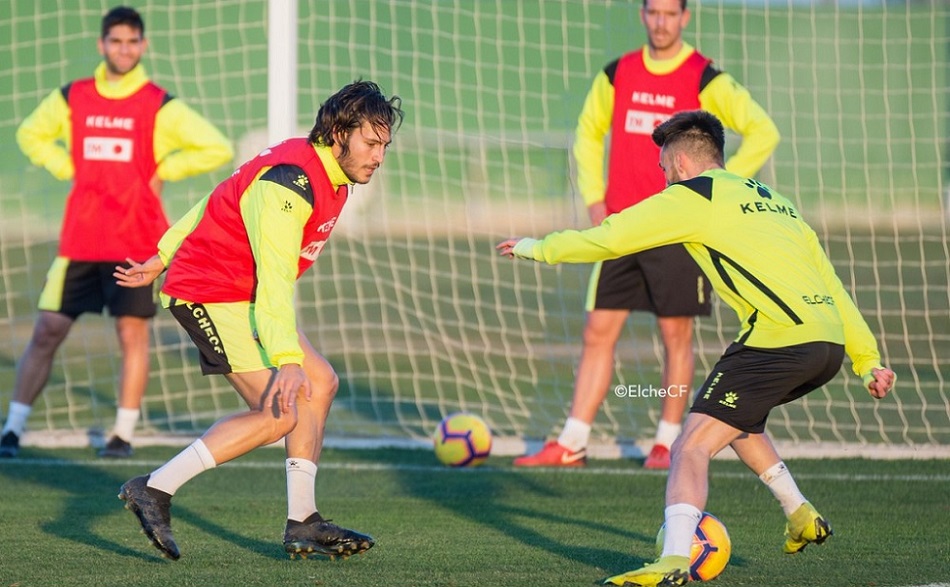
[643,0,687,9]
[651,110,725,165]
[102,6,144,39]
[308,80,404,157]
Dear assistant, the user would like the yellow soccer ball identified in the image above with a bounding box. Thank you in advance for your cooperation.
[432,412,492,467]
[656,512,732,581]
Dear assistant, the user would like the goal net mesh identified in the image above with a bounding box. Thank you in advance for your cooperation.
[0,0,947,456]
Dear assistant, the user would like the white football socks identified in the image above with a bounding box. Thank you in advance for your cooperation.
[2,402,32,437]
[759,461,807,516]
[286,458,318,522]
[654,419,682,449]
[661,503,703,558]
[111,407,140,442]
[557,417,592,452]
[148,439,217,495]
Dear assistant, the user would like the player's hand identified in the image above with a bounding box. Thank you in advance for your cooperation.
[115,256,165,288]
[496,238,524,258]
[269,364,311,414]
[866,367,895,399]
[496,237,539,260]
[587,201,607,226]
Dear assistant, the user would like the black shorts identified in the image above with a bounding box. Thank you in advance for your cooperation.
[690,341,845,433]
[37,257,157,319]
[586,244,712,316]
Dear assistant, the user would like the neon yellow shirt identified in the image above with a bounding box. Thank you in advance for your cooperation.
[516,168,883,381]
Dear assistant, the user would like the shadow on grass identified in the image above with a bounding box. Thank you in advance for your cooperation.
[0,449,288,564]
[340,447,655,580]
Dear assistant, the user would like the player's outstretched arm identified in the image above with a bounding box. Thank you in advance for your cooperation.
[115,255,165,288]
[866,367,896,400]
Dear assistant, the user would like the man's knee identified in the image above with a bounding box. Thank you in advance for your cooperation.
[658,317,694,348]
[30,313,73,350]
[312,370,339,400]
[673,414,743,460]
[582,311,627,346]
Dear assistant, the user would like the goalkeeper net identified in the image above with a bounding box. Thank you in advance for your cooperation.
[0,0,947,458]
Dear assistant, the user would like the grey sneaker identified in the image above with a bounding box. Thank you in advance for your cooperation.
[283,512,375,559]
[118,475,180,560]
[0,431,19,458]
[99,435,133,458]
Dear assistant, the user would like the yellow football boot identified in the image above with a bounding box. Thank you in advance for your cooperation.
[604,555,691,587]
[784,502,833,554]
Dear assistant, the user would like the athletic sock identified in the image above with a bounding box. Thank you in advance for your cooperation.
[557,417,591,452]
[2,402,32,437]
[759,461,807,516]
[148,439,217,495]
[286,458,318,522]
[661,503,703,558]
[654,419,682,448]
[111,407,140,442]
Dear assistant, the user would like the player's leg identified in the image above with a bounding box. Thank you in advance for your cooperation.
[286,332,338,465]
[283,334,337,525]
[10,311,74,405]
[731,431,805,512]
[715,341,843,555]
[119,300,292,559]
[1,257,94,457]
[666,413,742,507]
[281,332,374,559]
[98,315,150,457]
[515,257,637,467]
[513,308,628,466]
[648,315,695,469]
[730,432,832,554]
[640,245,712,469]
[0,311,75,457]
[570,309,631,424]
[606,412,742,587]
[120,367,290,560]
[100,266,157,457]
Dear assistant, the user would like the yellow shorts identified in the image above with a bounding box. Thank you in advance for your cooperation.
[166,298,271,375]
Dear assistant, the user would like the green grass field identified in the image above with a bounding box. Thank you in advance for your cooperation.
[1,447,948,587]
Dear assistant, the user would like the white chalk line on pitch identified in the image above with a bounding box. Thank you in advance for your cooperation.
[2,457,950,483]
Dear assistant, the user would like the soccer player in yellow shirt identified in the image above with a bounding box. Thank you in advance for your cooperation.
[113,80,403,561]
[498,110,895,587]
[513,0,780,471]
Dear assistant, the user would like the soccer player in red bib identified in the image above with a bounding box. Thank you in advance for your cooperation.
[113,80,404,561]
[514,0,780,470]
[498,110,895,586]
[1,6,233,459]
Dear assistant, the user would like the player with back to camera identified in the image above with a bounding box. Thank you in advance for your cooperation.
[1,5,233,459]
[497,110,895,587]
[113,80,404,560]
[513,0,779,470]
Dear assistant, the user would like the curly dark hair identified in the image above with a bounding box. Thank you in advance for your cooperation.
[307,80,404,158]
